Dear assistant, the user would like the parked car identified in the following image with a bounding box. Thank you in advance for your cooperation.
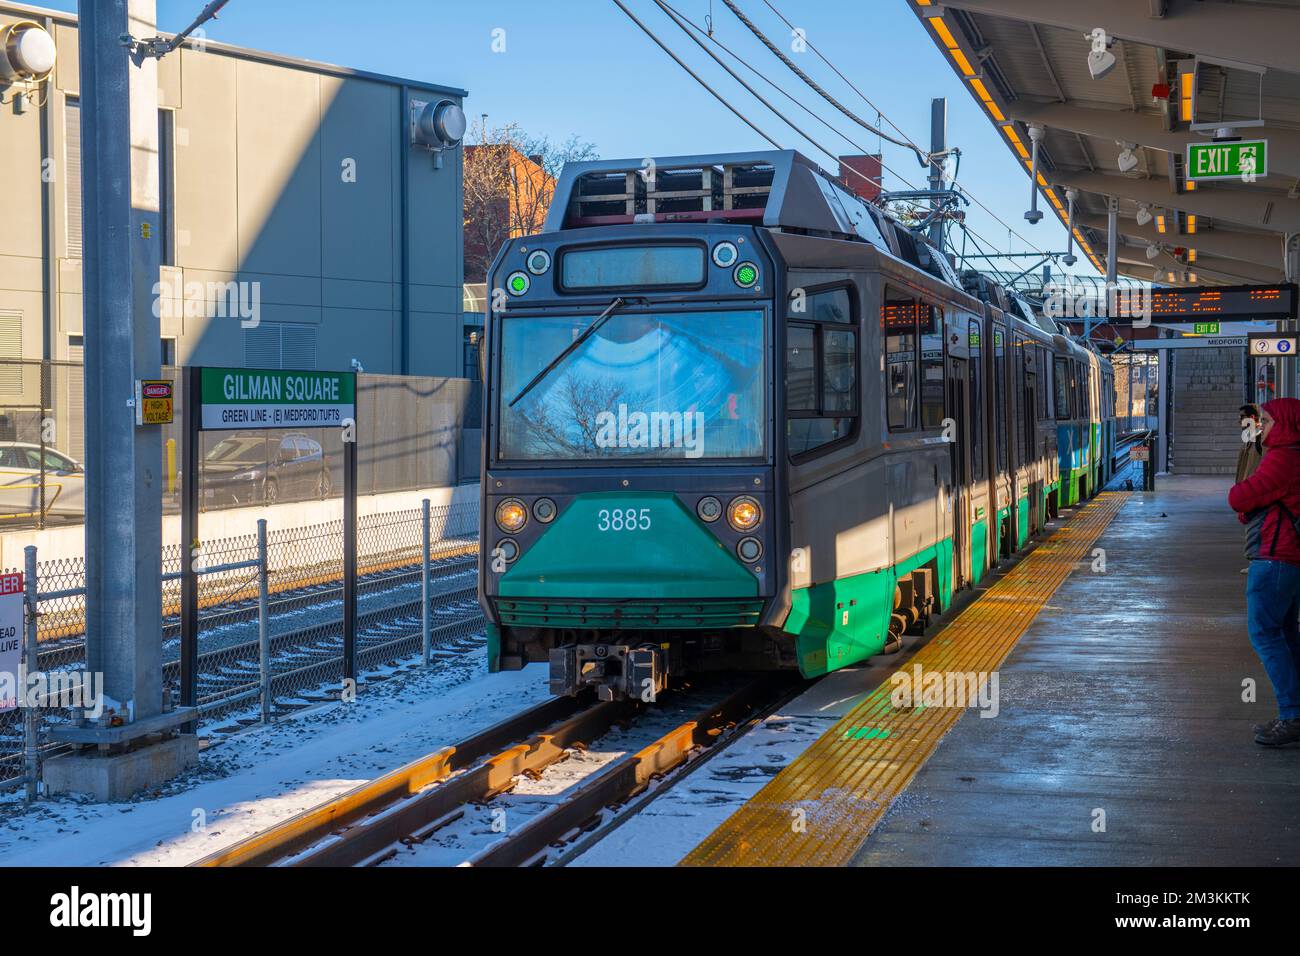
[201,432,332,507]
[0,442,85,518]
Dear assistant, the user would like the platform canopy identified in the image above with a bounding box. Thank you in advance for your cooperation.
[910,0,1300,287]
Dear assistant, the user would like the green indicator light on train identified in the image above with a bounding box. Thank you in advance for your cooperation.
[507,271,530,295]
[734,262,758,287]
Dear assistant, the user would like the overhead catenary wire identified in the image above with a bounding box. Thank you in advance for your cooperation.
[614,0,1057,270]
[751,0,1069,264]
[718,0,932,168]
[651,0,900,201]
[611,0,783,151]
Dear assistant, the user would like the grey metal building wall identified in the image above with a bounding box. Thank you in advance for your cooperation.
[0,1,466,390]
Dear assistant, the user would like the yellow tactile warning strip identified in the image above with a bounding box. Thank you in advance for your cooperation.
[681,491,1130,867]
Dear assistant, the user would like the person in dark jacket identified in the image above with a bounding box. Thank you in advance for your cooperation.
[1236,404,1263,483]
[1229,397,1300,746]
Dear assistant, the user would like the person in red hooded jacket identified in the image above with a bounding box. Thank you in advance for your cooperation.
[1228,397,1300,746]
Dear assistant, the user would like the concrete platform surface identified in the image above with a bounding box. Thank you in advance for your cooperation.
[852,475,1300,866]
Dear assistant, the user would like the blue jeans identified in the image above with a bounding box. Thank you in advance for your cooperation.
[1247,560,1300,720]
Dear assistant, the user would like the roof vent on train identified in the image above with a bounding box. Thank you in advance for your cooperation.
[544,150,890,248]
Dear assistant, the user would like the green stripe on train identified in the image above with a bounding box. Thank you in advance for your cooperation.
[784,537,954,678]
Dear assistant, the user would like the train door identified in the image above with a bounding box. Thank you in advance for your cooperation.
[967,315,991,583]
[945,355,972,590]
[993,321,1013,559]
[1023,351,1041,536]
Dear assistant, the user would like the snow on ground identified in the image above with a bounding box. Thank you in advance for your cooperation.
[0,644,551,867]
[568,661,892,867]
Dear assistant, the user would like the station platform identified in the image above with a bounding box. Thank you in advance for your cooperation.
[684,476,1300,867]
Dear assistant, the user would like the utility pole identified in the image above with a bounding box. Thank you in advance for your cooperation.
[928,97,947,250]
[79,0,164,728]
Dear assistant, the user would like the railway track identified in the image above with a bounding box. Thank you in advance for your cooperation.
[192,673,797,867]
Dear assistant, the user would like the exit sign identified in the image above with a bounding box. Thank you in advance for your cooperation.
[1187,140,1268,181]
[1194,322,1221,335]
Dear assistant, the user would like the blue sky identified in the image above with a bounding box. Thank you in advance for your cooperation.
[44,0,1092,281]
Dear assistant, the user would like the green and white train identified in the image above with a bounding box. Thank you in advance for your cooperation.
[478,151,1116,700]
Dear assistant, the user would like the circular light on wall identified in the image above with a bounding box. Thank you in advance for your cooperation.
[413,99,467,149]
[495,498,528,533]
[712,242,739,268]
[526,249,551,275]
[696,496,722,523]
[506,271,530,296]
[733,262,759,289]
[0,21,56,81]
[727,495,762,532]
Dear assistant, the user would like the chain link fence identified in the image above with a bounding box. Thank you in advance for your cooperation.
[0,499,482,791]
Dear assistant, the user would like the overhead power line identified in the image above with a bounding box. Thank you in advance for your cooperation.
[719,0,932,169]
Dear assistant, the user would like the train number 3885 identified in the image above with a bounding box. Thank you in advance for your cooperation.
[597,507,652,532]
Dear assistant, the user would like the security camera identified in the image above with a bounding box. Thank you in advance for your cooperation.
[1085,28,1116,81]
[1063,253,1077,266]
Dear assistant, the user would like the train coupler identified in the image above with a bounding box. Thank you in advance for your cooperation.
[548,643,673,702]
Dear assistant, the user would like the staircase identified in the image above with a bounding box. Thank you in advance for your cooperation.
[1171,347,1247,475]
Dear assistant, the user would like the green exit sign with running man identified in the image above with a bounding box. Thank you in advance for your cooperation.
[1194,322,1221,335]
[1186,140,1268,181]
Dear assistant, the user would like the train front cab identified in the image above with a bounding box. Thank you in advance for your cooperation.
[481,223,804,700]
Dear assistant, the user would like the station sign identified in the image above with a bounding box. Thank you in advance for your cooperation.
[0,572,23,713]
[198,368,356,431]
[1186,139,1268,182]
[135,379,174,426]
[1249,333,1298,357]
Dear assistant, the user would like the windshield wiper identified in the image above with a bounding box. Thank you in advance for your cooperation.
[508,296,627,408]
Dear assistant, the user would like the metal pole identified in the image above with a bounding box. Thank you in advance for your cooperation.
[421,499,431,666]
[23,546,39,803]
[257,518,270,723]
[928,98,947,250]
[79,0,165,728]
[342,434,358,684]
[1099,196,1119,347]
[180,365,200,729]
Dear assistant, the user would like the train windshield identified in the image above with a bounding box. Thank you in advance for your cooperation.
[497,309,765,461]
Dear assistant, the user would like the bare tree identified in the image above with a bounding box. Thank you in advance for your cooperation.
[463,119,599,282]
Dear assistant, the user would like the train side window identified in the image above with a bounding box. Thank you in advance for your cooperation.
[969,318,985,480]
[884,294,919,431]
[1054,357,1070,419]
[786,286,858,458]
[1038,347,1049,420]
[920,303,945,428]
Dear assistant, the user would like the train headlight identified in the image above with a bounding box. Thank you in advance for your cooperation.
[712,242,739,268]
[733,262,759,289]
[495,498,528,533]
[737,537,764,563]
[532,497,557,523]
[696,496,723,522]
[495,539,520,563]
[727,495,762,532]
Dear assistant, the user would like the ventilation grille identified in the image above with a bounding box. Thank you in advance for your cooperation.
[568,160,775,224]
[244,323,317,370]
[0,312,21,396]
[65,98,82,259]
